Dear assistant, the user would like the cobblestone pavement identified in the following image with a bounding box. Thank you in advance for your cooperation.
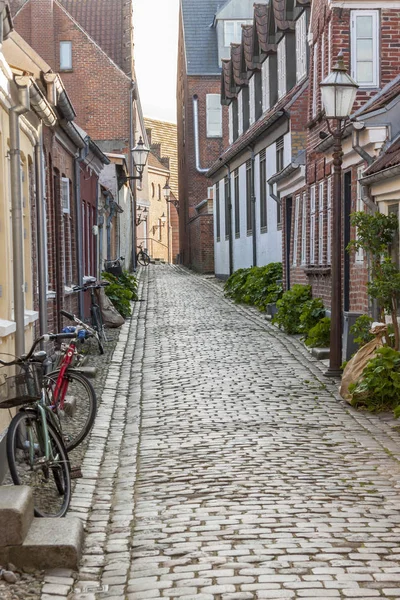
[44,265,400,600]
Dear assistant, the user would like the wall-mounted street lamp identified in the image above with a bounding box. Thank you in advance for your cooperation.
[163,178,179,212]
[119,137,150,185]
[320,53,358,377]
[152,213,167,235]
[136,206,148,226]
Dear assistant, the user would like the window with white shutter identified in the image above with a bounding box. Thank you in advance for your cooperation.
[318,181,324,265]
[301,192,307,265]
[224,20,252,47]
[238,90,243,136]
[262,58,270,112]
[351,11,379,87]
[249,75,255,125]
[310,185,316,265]
[312,43,318,117]
[61,177,70,213]
[293,195,300,266]
[296,12,307,82]
[206,94,222,138]
[327,177,332,265]
[277,39,286,99]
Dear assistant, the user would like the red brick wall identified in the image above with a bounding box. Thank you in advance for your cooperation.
[188,214,214,274]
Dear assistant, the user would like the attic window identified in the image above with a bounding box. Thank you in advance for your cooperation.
[224,20,252,47]
[60,41,72,70]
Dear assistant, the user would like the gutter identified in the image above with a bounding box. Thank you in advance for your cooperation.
[10,77,31,356]
[247,146,257,268]
[361,163,400,186]
[28,79,57,127]
[224,164,233,276]
[43,73,76,122]
[268,163,299,186]
[193,95,209,174]
[314,122,353,154]
[60,119,86,149]
[35,123,48,337]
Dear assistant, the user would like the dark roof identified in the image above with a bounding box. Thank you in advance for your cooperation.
[363,136,400,177]
[59,0,126,72]
[353,74,400,118]
[181,0,221,75]
[272,0,295,32]
[254,3,277,56]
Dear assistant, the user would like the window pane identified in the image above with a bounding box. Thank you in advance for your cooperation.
[357,16,373,37]
[357,39,373,61]
[357,61,373,83]
[60,41,72,70]
[224,22,235,46]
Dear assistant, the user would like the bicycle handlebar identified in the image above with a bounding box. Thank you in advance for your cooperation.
[61,310,104,355]
[0,332,76,367]
[73,282,109,292]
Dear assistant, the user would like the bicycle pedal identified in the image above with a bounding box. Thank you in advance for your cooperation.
[70,466,83,479]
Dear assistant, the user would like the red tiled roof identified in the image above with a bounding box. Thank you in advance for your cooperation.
[272,0,295,32]
[231,44,247,87]
[242,24,256,71]
[355,77,400,117]
[221,59,235,103]
[59,0,126,72]
[254,3,277,56]
[363,137,400,177]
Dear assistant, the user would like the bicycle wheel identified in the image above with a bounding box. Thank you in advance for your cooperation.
[45,370,97,452]
[91,304,107,345]
[137,250,150,266]
[6,409,71,518]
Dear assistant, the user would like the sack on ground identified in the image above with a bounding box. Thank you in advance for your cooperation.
[95,288,125,328]
[339,324,387,402]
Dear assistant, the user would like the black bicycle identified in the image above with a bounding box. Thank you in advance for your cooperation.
[73,278,109,344]
[136,244,150,267]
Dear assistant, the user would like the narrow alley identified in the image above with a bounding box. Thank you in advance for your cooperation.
[60,266,400,600]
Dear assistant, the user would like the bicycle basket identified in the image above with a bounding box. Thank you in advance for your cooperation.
[0,364,42,409]
[104,260,123,277]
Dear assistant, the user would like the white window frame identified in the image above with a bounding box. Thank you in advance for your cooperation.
[206,94,222,138]
[61,177,70,214]
[321,32,325,83]
[356,166,365,263]
[310,185,316,265]
[262,58,270,113]
[296,12,307,82]
[318,181,324,265]
[293,195,300,266]
[328,21,332,72]
[301,191,307,265]
[277,39,286,99]
[312,43,318,117]
[60,41,72,70]
[238,89,243,136]
[224,20,252,47]
[351,10,379,88]
[249,75,255,126]
[327,177,332,265]
[228,103,233,145]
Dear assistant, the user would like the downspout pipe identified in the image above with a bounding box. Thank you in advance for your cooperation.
[106,197,116,260]
[248,146,257,267]
[10,78,30,357]
[35,123,48,336]
[193,95,209,174]
[352,128,374,167]
[224,164,233,276]
[75,152,84,318]
[130,81,136,271]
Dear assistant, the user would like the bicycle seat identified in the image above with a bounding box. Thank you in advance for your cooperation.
[83,276,97,285]
[32,351,47,363]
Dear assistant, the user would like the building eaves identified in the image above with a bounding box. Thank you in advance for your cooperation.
[268,149,306,185]
[254,3,277,56]
[272,0,295,33]
[352,74,400,119]
[1,1,13,38]
[242,24,256,71]
[221,59,235,103]
[231,43,247,86]
[362,135,400,180]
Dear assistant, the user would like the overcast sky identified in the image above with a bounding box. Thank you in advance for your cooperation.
[133,0,180,124]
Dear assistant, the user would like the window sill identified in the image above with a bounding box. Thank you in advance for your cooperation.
[235,232,240,239]
[207,135,223,139]
[216,237,221,243]
[60,68,73,73]
[304,265,331,276]
[260,226,268,234]
[47,290,57,300]
[246,230,253,237]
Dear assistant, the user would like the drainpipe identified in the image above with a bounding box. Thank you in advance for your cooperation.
[352,127,374,167]
[10,78,31,356]
[106,197,117,260]
[224,164,233,275]
[74,154,84,319]
[193,95,209,174]
[130,81,136,271]
[35,124,48,336]
[248,146,257,267]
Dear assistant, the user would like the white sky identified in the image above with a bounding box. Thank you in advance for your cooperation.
[133,0,180,124]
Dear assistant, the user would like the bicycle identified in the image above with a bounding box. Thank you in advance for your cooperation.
[136,244,150,267]
[73,277,109,343]
[104,256,125,277]
[0,333,75,517]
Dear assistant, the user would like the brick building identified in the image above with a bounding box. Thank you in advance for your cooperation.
[177,0,255,273]
[207,0,309,280]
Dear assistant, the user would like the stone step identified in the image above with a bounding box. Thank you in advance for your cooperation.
[0,486,34,547]
[0,516,84,570]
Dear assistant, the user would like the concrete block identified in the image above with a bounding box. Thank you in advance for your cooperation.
[311,347,330,360]
[6,517,84,570]
[0,486,34,546]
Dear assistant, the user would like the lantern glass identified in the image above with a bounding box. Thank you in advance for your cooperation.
[132,137,149,171]
[163,181,171,200]
[320,55,358,118]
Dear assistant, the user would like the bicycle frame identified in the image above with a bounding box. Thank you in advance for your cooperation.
[50,340,77,412]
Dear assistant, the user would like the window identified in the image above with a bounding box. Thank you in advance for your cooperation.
[328,21,332,72]
[215,183,220,242]
[158,218,162,241]
[351,11,379,87]
[249,76,255,126]
[262,58,270,113]
[206,94,222,137]
[246,160,253,234]
[327,177,332,265]
[224,20,252,46]
[356,167,364,263]
[229,103,233,145]
[60,41,72,70]
[242,86,250,132]
[312,43,318,117]
[158,184,161,200]
[277,39,286,99]
[301,192,307,265]
[276,137,284,172]
[293,195,300,266]
[318,181,324,264]
[321,33,325,82]
[225,176,230,238]
[151,183,155,198]
[296,12,307,82]
[234,169,240,237]
[259,150,267,231]
[238,90,243,136]
[310,185,316,264]
[61,177,70,213]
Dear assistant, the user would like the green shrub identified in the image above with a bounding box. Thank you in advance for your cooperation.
[224,263,283,310]
[299,298,326,334]
[350,314,374,349]
[101,271,137,318]
[116,270,138,299]
[305,317,331,347]
[272,284,312,334]
[349,346,400,415]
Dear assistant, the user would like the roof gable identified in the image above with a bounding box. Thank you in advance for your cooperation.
[181,0,220,75]
[215,0,255,21]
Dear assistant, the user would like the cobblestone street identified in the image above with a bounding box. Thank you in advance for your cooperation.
[48,265,400,600]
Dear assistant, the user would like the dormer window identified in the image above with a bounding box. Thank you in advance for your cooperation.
[351,10,379,88]
[262,58,270,112]
[224,20,252,46]
[277,39,286,99]
[249,75,255,125]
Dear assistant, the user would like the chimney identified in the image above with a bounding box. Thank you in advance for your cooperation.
[31,0,55,69]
